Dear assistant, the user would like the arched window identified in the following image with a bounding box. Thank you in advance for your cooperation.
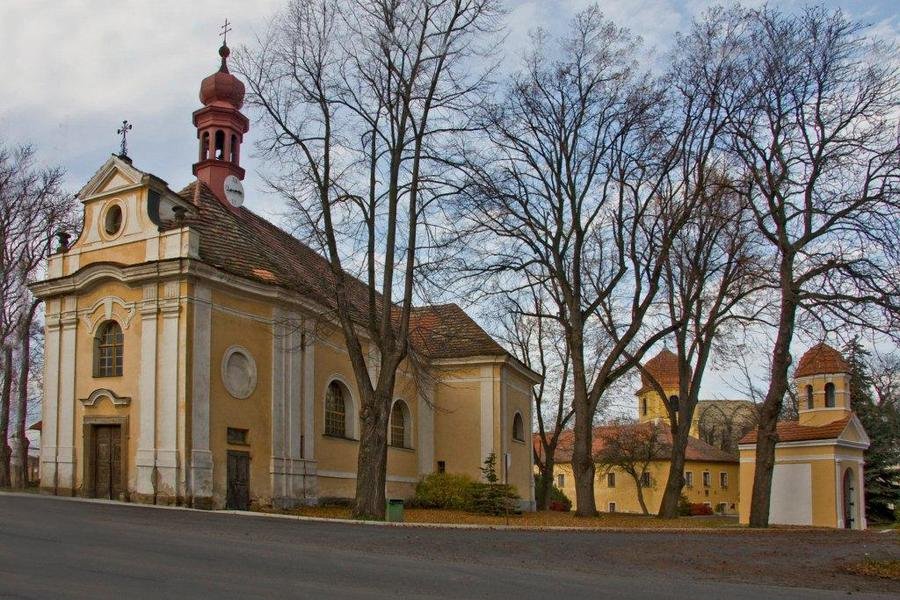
[94,321,123,377]
[230,134,238,162]
[200,131,210,161]
[669,395,679,412]
[825,382,836,408]
[390,400,411,448]
[325,381,348,437]
[512,412,525,442]
[214,130,225,160]
[806,385,814,410]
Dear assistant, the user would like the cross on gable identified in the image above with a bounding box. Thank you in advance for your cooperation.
[116,120,133,158]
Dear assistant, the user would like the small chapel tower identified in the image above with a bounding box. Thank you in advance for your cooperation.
[192,39,249,203]
[636,348,680,425]
[794,343,853,427]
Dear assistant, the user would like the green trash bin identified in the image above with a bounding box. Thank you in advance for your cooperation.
[387,499,405,522]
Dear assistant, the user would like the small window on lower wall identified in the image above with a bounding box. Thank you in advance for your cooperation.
[557,473,565,488]
[608,502,616,513]
[437,461,446,474]
[227,427,249,445]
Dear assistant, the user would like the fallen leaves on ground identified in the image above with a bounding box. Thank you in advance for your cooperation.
[845,559,900,581]
[257,506,740,529]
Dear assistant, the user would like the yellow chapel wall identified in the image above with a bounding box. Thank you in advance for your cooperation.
[312,327,421,501]
[738,443,863,527]
[205,286,275,507]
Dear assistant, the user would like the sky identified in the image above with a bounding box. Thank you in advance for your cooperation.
[2,0,897,404]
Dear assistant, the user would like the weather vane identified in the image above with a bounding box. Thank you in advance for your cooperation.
[220,18,232,46]
[116,120,133,158]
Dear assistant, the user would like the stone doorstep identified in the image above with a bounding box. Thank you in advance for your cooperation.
[0,491,857,534]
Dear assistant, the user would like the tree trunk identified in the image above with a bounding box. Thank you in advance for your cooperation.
[571,398,598,517]
[748,285,797,528]
[633,473,650,515]
[0,346,13,488]
[11,301,38,488]
[658,420,690,518]
[534,452,556,511]
[352,385,392,520]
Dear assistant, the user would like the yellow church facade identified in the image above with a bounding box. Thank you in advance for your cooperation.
[30,44,539,511]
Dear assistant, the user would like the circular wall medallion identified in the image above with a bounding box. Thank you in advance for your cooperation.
[221,346,257,399]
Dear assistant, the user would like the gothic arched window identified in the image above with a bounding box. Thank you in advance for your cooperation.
[806,385,814,410]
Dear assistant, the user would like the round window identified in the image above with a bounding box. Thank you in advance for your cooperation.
[221,346,257,399]
[104,204,123,236]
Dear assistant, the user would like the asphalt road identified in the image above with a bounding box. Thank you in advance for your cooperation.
[0,493,896,600]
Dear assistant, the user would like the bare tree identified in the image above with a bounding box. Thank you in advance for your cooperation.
[495,285,573,510]
[236,0,501,518]
[636,7,767,519]
[594,420,668,515]
[0,142,72,487]
[455,6,700,516]
[721,8,900,527]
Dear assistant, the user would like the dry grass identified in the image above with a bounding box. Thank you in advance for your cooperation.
[257,506,739,529]
[845,559,900,581]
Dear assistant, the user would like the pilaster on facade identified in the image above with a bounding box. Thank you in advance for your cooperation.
[271,308,316,507]
[40,305,62,494]
[155,282,182,504]
[190,283,213,508]
[417,382,435,477]
[479,365,495,474]
[56,297,79,496]
[302,322,317,462]
[136,283,159,502]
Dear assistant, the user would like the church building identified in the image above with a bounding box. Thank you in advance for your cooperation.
[738,344,870,529]
[30,42,539,511]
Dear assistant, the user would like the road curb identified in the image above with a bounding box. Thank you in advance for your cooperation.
[1,491,884,535]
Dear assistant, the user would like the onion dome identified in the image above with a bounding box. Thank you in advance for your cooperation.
[640,348,680,390]
[794,343,850,378]
[199,45,245,109]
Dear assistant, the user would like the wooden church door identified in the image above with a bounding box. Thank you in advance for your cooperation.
[226,451,250,510]
[93,425,123,499]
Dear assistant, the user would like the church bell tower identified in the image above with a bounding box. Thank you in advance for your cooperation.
[192,40,249,204]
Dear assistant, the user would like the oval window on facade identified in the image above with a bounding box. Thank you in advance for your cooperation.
[104,203,124,237]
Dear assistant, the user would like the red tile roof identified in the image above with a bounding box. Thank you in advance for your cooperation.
[795,343,850,378]
[739,416,851,444]
[536,422,738,464]
[637,348,680,393]
[408,304,506,360]
[172,182,506,361]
